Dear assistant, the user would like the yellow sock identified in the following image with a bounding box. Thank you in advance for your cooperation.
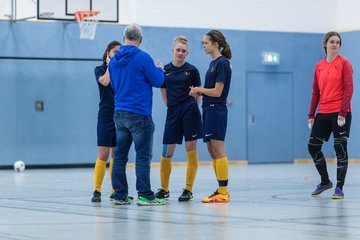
[185,150,199,192]
[109,158,114,193]
[94,159,107,192]
[215,156,229,195]
[212,159,218,178]
[160,156,172,192]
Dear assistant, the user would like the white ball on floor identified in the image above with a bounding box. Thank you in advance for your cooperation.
[14,160,25,172]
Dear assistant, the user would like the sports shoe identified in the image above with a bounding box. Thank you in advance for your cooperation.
[178,189,193,202]
[114,197,133,205]
[137,196,166,206]
[91,190,101,202]
[311,181,333,196]
[155,189,170,199]
[201,190,230,203]
[331,187,344,199]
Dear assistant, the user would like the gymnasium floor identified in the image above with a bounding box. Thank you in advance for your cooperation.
[1,163,360,240]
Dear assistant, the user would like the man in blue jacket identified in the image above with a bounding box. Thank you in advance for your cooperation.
[109,23,165,206]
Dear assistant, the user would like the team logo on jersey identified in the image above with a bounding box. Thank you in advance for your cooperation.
[184,71,190,76]
[210,67,215,72]
[165,72,174,77]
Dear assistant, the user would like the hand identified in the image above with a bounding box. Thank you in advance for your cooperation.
[308,118,314,129]
[189,86,200,97]
[156,59,164,72]
[337,116,346,127]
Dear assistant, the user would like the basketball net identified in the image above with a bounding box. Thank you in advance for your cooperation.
[74,11,100,40]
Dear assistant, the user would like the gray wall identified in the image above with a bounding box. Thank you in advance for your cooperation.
[1,20,357,166]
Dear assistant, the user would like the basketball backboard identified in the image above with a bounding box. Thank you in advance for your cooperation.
[37,0,119,22]
[0,0,37,20]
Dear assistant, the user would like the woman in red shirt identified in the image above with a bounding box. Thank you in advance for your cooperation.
[308,31,353,199]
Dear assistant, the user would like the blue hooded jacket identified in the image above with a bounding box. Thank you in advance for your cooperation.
[109,45,165,116]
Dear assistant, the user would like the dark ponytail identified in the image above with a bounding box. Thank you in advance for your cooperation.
[206,30,232,59]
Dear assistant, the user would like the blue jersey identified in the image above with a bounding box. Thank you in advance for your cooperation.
[94,64,114,120]
[162,62,201,107]
[202,56,231,107]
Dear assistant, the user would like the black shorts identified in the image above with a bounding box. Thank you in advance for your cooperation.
[202,104,228,142]
[97,120,116,147]
[310,112,352,141]
[163,100,203,144]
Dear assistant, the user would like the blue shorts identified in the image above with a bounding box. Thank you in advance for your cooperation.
[97,120,116,147]
[163,100,203,144]
[202,104,228,142]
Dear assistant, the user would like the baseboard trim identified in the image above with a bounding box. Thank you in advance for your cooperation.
[294,158,360,164]
[0,160,248,170]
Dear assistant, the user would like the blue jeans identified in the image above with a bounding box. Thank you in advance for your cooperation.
[112,110,155,201]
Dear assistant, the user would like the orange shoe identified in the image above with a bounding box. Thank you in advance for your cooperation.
[201,190,230,203]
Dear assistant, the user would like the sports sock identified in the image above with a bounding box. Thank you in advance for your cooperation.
[335,138,348,189]
[94,159,107,192]
[314,153,330,185]
[215,156,229,195]
[185,150,198,192]
[212,158,218,178]
[109,158,114,192]
[160,156,172,192]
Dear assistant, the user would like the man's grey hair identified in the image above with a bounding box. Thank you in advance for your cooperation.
[123,23,143,41]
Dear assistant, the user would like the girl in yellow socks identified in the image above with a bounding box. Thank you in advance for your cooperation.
[92,41,121,202]
[155,36,202,201]
[190,30,232,203]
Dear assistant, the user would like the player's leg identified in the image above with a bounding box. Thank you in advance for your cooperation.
[331,112,352,199]
[308,114,333,197]
[92,121,113,202]
[109,147,115,200]
[201,107,230,203]
[206,143,217,178]
[155,144,176,199]
[202,140,230,203]
[179,102,202,201]
[155,107,182,199]
[176,140,198,201]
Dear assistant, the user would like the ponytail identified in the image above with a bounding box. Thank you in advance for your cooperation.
[221,43,232,59]
[206,30,232,59]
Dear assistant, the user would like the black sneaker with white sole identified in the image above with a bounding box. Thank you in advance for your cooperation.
[155,189,170,199]
[91,190,101,202]
[178,189,193,202]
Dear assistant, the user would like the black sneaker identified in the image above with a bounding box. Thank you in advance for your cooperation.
[178,189,193,202]
[155,189,170,199]
[114,197,133,205]
[110,192,134,201]
[91,190,101,202]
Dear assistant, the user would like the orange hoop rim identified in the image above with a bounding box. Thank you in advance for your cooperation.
[74,10,100,22]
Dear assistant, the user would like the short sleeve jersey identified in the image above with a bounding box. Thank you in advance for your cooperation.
[94,64,115,120]
[161,62,201,107]
[202,55,232,106]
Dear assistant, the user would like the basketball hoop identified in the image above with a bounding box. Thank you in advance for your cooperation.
[74,10,100,40]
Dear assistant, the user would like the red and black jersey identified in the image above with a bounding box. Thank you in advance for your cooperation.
[308,55,353,118]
